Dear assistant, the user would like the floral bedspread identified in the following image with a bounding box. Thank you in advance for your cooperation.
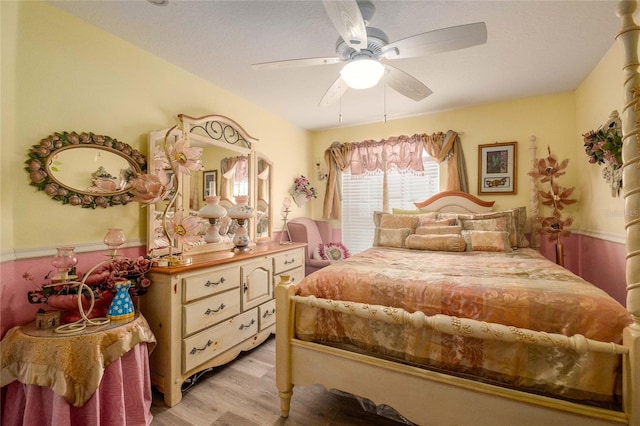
[295,247,632,406]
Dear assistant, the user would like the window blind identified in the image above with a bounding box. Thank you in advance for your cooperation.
[342,154,439,254]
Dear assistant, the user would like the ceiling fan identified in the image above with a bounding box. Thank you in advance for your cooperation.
[252,0,487,107]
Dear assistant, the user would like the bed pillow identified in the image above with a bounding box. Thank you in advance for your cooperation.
[313,242,351,262]
[418,217,457,227]
[379,214,420,233]
[508,206,529,248]
[405,234,466,252]
[461,230,513,252]
[373,227,412,248]
[458,211,517,248]
[392,209,437,218]
[416,225,462,235]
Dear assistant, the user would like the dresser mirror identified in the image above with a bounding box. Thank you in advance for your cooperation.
[147,114,264,256]
[26,131,146,209]
[256,154,273,242]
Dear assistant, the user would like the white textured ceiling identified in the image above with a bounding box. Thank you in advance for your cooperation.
[48,0,622,131]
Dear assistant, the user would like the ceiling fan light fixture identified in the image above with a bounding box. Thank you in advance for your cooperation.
[340,58,385,89]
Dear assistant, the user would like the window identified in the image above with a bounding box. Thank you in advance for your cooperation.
[342,152,439,254]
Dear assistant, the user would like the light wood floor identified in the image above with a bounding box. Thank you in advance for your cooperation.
[150,336,408,425]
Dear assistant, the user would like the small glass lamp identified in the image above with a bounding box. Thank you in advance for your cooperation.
[104,228,126,257]
[198,196,227,243]
[280,197,292,245]
[51,247,78,282]
[227,195,255,252]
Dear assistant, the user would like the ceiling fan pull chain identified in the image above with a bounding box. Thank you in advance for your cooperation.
[339,85,343,123]
[383,73,387,124]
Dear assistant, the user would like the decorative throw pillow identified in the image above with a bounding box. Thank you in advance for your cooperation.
[461,230,513,252]
[315,242,351,262]
[508,206,529,248]
[405,234,466,252]
[418,217,458,227]
[373,227,412,248]
[459,211,517,248]
[392,208,437,217]
[379,214,420,233]
[416,225,462,235]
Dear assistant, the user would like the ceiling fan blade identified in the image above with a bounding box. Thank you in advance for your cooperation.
[383,22,487,60]
[322,0,367,52]
[319,76,348,107]
[384,64,432,101]
[252,56,342,70]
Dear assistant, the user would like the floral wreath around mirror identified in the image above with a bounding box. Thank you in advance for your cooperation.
[26,131,147,208]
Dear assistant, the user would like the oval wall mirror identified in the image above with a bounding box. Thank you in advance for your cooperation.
[26,131,147,208]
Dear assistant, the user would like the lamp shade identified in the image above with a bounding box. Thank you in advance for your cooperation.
[198,196,227,219]
[340,58,385,89]
[227,196,254,219]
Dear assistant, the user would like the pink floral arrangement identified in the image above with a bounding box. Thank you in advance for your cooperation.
[292,175,317,200]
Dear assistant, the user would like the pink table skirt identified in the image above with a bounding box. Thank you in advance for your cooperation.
[2,343,153,426]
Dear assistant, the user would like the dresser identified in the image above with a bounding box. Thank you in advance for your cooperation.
[141,242,305,407]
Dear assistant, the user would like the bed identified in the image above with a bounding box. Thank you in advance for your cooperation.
[275,2,640,425]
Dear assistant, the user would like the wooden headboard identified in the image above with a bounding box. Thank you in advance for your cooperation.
[413,190,495,213]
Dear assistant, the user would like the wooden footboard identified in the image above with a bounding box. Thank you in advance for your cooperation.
[275,276,634,425]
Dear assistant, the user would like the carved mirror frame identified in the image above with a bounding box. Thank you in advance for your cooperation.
[25,131,146,208]
[147,114,261,256]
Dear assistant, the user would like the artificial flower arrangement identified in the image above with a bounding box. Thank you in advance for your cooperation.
[291,175,317,207]
[583,113,623,196]
[528,147,576,262]
[26,255,154,322]
[129,127,205,256]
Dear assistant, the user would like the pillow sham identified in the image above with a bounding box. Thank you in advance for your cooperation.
[314,242,351,262]
[379,213,420,233]
[418,217,457,227]
[458,211,517,248]
[373,227,412,248]
[416,225,462,235]
[405,234,466,252]
[461,230,513,252]
[392,208,437,218]
[509,206,529,248]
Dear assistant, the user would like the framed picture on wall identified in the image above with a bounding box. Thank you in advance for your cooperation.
[203,170,218,199]
[478,141,517,194]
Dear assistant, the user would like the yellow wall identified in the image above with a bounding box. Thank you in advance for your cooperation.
[576,41,625,238]
[311,92,580,232]
[1,0,627,258]
[1,1,310,256]
[310,41,626,242]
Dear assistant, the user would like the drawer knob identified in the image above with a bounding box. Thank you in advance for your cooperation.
[239,318,256,330]
[205,303,226,315]
[284,258,295,265]
[205,277,226,287]
[262,309,276,318]
[189,339,213,355]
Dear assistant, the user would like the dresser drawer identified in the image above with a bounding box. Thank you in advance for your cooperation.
[183,289,240,336]
[182,309,259,373]
[273,248,304,274]
[258,299,276,330]
[183,266,240,303]
[274,266,304,287]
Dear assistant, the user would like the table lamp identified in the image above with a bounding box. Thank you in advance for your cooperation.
[227,195,254,252]
[198,196,227,243]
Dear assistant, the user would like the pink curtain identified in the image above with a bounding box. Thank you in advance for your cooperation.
[322,135,424,220]
[322,131,468,219]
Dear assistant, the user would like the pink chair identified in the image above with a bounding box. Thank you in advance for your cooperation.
[287,217,333,275]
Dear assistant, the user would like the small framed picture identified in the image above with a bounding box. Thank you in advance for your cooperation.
[478,141,517,194]
[203,170,218,199]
